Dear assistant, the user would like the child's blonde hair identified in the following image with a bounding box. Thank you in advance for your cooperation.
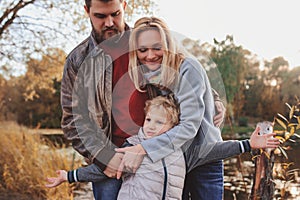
[144,95,180,126]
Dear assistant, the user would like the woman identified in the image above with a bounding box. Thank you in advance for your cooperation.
[116,17,279,199]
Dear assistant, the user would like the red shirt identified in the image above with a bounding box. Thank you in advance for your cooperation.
[100,34,148,147]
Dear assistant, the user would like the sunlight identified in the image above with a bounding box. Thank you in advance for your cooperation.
[270,79,277,87]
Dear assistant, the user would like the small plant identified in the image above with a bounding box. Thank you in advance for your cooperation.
[250,97,300,199]
[273,97,300,158]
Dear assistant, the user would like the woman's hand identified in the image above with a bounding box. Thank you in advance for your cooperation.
[214,100,226,127]
[115,144,146,179]
[250,126,280,149]
[103,152,124,178]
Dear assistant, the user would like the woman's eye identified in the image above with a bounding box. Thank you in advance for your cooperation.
[138,48,147,53]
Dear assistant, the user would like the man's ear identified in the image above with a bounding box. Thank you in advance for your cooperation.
[123,1,127,10]
[84,5,89,14]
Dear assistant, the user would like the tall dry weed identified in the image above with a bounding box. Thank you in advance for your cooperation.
[0,121,83,199]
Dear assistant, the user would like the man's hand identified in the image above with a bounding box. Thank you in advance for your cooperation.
[45,170,67,188]
[250,126,280,149]
[214,100,226,127]
[115,144,146,179]
[103,152,124,178]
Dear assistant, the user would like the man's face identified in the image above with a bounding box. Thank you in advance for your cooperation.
[85,0,126,43]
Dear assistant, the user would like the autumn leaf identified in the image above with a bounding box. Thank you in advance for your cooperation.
[277,113,289,124]
[275,117,287,130]
[289,105,295,120]
[278,146,288,159]
[293,133,300,138]
[275,136,285,143]
[285,102,292,110]
[274,130,285,134]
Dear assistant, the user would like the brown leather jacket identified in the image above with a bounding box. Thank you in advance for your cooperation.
[61,34,118,169]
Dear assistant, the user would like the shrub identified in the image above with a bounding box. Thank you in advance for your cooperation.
[238,116,248,127]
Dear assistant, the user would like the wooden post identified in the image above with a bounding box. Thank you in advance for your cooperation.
[250,150,275,199]
[250,121,275,199]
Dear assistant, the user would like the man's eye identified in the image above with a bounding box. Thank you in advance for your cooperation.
[111,10,120,17]
[94,14,106,19]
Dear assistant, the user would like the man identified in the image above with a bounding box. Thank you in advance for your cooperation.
[61,0,225,199]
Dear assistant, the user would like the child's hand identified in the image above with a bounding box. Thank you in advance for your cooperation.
[45,170,67,188]
[250,126,280,149]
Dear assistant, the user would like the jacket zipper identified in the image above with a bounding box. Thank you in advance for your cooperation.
[162,158,167,200]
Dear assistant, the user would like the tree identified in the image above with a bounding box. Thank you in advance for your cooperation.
[0,0,157,76]
[2,48,65,127]
[210,35,251,122]
[0,74,8,120]
[182,38,228,109]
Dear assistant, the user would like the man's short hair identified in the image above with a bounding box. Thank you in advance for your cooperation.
[85,0,124,11]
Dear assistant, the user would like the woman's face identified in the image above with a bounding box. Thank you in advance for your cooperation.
[136,29,164,71]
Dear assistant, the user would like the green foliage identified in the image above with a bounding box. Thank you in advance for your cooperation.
[221,124,254,137]
[238,116,248,127]
[210,35,252,122]
[181,35,300,124]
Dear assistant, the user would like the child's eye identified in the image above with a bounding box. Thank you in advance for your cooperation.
[157,121,164,125]
[145,118,151,122]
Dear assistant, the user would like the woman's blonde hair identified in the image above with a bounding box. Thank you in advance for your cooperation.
[128,17,186,92]
[144,95,180,126]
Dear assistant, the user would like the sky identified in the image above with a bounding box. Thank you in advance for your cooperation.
[154,0,300,68]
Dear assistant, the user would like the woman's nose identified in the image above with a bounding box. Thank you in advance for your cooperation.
[146,50,155,59]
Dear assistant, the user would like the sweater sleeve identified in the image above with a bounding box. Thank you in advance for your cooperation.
[141,57,222,163]
[68,164,108,183]
[184,139,251,172]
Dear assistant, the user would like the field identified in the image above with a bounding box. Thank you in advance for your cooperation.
[0,121,83,200]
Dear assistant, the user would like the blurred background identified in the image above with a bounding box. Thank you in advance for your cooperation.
[1,0,300,199]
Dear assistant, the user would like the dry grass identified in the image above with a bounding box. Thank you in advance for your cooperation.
[0,121,83,200]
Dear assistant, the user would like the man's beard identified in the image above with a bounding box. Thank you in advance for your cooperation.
[92,25,121,44]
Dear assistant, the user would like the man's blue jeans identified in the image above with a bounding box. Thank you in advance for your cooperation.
[182,160,224,200]
[92,178,122,200]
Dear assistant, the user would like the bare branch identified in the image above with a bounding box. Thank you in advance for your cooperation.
[0,0,36,37]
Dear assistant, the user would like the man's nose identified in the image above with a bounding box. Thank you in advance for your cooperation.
[105,16,114,27]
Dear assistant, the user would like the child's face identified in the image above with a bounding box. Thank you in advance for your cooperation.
[143,105,173,139]
[136,29,164,71]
